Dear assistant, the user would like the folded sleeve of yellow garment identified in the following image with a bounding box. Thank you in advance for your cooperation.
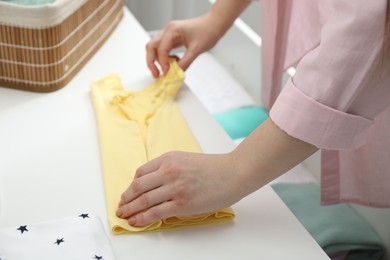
[90,60,234,234]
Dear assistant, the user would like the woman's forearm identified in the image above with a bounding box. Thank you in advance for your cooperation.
[229,118,319,197]
[207,0,252,39]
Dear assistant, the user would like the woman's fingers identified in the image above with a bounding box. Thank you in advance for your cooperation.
[117,173,159,207]
[146,37,161,78]
[157,30,182,75]
[116,184,172,220]
[117,154,175,215]
[145,36,180,77]
[145,26,181,77]
[146,20,190,77]
[134,154,165,179]
[127,201,178,227]
[178,48,197,71]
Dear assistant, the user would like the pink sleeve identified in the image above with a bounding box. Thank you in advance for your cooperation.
[271,78,372,149]
[270,0,389,150]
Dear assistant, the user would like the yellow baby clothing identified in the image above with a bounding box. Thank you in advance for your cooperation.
[91,60,234,234]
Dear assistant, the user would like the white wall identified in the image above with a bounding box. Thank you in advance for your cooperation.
[124,0,260,34]
[124,0,200,31]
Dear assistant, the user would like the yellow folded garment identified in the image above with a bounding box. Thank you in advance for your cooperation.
[91,60,234,234]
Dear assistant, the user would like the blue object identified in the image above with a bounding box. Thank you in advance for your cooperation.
[272,183,384,260]
[213,106,268,140]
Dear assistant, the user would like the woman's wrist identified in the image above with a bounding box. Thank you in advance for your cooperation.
[206,0,252,39]
[228,118,318,198]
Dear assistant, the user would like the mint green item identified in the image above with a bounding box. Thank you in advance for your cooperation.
[213,106,268,140]
[0,0,55,6]
[272,183,384,260]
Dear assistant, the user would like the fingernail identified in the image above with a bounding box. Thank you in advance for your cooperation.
[128,217,136,226]
[116,208,123,217]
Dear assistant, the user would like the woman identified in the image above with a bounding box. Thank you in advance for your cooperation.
[116,0,390,227]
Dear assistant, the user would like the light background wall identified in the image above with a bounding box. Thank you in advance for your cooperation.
[124,0,260,34]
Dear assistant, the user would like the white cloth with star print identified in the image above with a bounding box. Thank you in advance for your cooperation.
[0,214,115,260]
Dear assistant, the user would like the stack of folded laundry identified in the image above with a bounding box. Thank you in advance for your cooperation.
[184,52,268,144]
[272,183,385,260]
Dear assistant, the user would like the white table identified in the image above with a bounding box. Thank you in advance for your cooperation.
[0,7,330,260]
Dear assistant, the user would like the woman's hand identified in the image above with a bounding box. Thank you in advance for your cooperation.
[146,14,223,78]
[116,151,241,227]
[146,0,252,77]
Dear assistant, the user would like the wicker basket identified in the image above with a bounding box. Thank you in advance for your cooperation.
[0,0,124,92]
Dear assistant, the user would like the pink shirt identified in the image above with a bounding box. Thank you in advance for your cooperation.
[261,0,390,207]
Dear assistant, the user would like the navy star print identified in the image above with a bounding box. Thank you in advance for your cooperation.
[8,214,111,257]
[54,238,65,245]
[17,225,28,234]
[79,213,90,219]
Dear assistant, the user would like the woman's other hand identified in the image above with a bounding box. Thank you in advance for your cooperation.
[116,151,240,227]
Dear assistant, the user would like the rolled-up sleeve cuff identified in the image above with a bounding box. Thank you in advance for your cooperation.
[270,78,373,150]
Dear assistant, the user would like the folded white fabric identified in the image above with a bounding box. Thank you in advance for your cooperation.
[183,52,255,114]
[0,214,115,260]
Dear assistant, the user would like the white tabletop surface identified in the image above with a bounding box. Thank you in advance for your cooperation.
[0,7,330,260]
